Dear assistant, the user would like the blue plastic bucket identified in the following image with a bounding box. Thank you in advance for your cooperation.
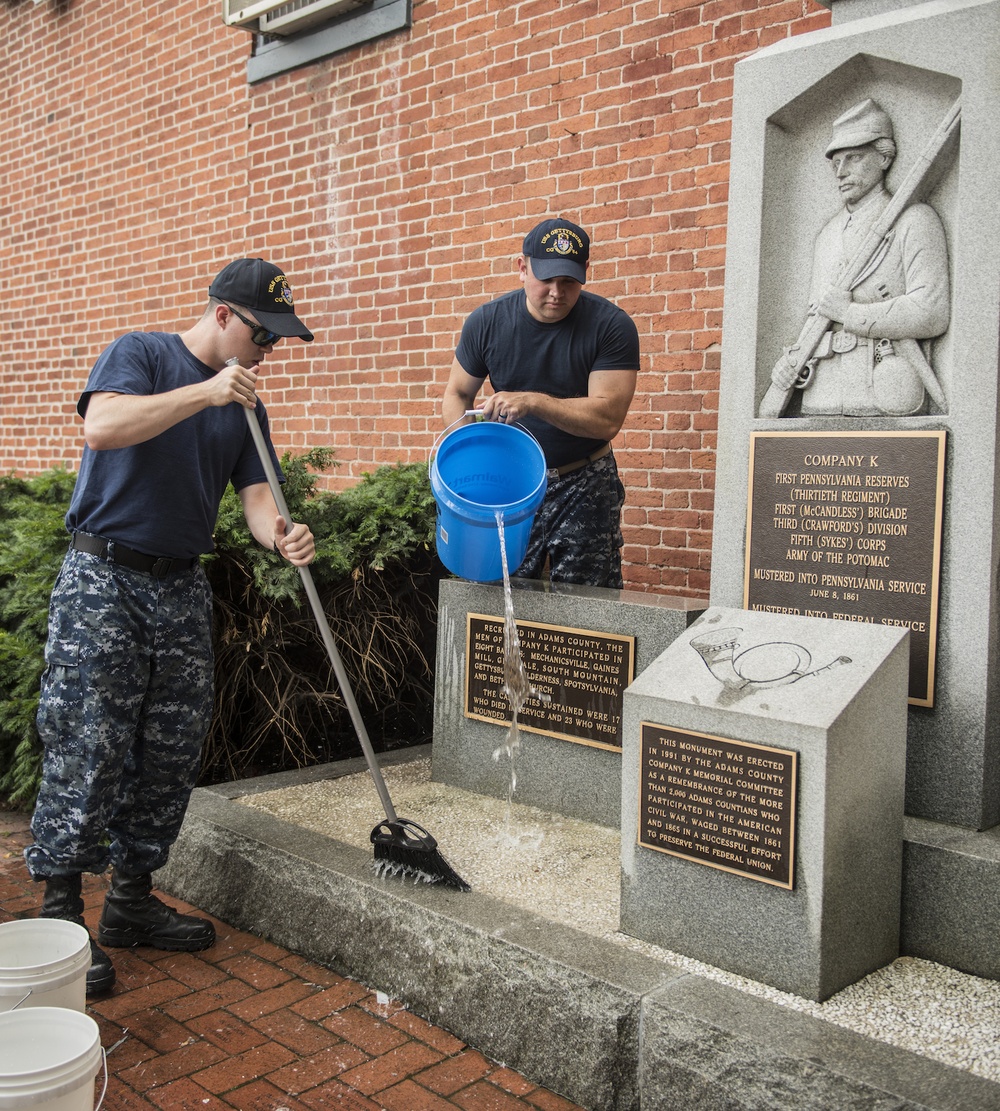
[430,422,547,582]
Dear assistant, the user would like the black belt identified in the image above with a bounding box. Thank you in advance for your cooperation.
[71,533,198,577]
[547,442,611,480]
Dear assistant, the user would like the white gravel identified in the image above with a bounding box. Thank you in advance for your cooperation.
[240,757,1000,1084]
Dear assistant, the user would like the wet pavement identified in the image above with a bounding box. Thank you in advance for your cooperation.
[0,807,585,1111]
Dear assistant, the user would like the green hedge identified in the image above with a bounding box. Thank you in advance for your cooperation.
[0,454,444,808]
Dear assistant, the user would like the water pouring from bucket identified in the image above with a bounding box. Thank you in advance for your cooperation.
[492,511,551,844]
[430,421,547,583]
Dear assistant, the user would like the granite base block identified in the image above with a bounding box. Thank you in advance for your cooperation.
[159,786,667,1111]
[641,975,1000,1111]
[621,608,909,1001]
[901,815,1000,980]
[156,765,1000,1111]
[432,577,702,828]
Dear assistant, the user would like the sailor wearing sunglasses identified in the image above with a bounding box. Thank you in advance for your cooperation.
[25,257,316,998]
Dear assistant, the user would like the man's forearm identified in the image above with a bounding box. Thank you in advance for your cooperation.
[488,370,636,441]
[520,392,620,439]
[83,384,214,451]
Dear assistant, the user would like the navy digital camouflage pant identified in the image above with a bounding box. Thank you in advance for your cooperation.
[25,548,214,879]
[514,452,625,588]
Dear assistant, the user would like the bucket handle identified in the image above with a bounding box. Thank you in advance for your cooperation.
[95,1047,108,1110]
[429,412,481,466]
[9,990,30,1010]
[94,1026,131,1110]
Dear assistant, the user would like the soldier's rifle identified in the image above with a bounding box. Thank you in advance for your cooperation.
[758,97,961,418]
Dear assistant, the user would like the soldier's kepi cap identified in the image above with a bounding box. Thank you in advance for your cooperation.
[209,258,314,341]
[825,99,894,158]
[522,218,590,284]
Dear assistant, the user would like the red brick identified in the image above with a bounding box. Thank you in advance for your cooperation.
[97,1075,160,1109]
[389,1010,467,1055]
[159,976,257,1021]
[452,1079,549,1111]
[221,1078,316,1111]
[186,1009,269,1054]
[416,1049,495,1096]
[485,1066,539,1097]
[248,936,296,962]
[200,927,267,966]
[340,1040,445,1095]
[523,1088,588,1110]
[278,953,350,987]
[150,950,231,991]
[117,1038,228,1093]
[249,1006,340,1054]
[380,1079,466,1111]
[121,1008,204,1055]
[324,1005,412,1055]
[296,1078,384,1110]
[100,947,169,989]
[88,976,190,1023]
[227,977,319,1020]
[267,1042,371,1094]
[190,1041,298,1094]
[145,1076,233,1110]
[216,952,294,990]
[292,978,372,1021]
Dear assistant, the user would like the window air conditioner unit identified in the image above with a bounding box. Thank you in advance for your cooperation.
[260,0,372,35]
[221,0,278,28]
[222,0,370,34]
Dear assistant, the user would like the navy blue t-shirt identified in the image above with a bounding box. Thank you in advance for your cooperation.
[455,289,640,467]
[66,331,283,559]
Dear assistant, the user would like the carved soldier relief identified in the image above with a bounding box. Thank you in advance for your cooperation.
[758,92,959,419]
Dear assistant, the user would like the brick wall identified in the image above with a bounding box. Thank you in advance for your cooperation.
[2,0,829,596]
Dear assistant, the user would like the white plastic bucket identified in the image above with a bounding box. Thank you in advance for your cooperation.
[0,920,90,1014]
[0,1007,103,1111]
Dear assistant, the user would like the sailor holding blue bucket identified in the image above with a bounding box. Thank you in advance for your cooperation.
[442,218,640,588]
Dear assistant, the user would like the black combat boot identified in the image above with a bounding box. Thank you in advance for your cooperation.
[98,868,215,951]
[40,874,116,996]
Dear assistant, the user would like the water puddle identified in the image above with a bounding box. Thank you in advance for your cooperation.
[491,510,550,849]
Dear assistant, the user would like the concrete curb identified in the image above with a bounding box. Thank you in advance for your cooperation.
[157,760,1000,1111]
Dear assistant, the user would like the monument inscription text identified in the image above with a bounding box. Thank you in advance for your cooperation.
[745,431,945,705]
[465,614,634,751]
[639,724,797,888]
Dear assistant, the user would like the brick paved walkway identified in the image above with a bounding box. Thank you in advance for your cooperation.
[0,808,585,1111]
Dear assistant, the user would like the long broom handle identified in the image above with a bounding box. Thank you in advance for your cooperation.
[240,399,399,824]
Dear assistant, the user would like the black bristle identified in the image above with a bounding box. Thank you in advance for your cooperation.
[371,819,471,892]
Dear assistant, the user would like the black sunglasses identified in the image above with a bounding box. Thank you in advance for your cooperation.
[225,303,282,348]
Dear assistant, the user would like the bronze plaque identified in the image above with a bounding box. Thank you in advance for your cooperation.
[465,614,635,751]
[745,431,946,706]
[639,724,797,889]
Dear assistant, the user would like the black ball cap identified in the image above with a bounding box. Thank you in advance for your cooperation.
[521,218,590,284]
[209,258,314,341]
